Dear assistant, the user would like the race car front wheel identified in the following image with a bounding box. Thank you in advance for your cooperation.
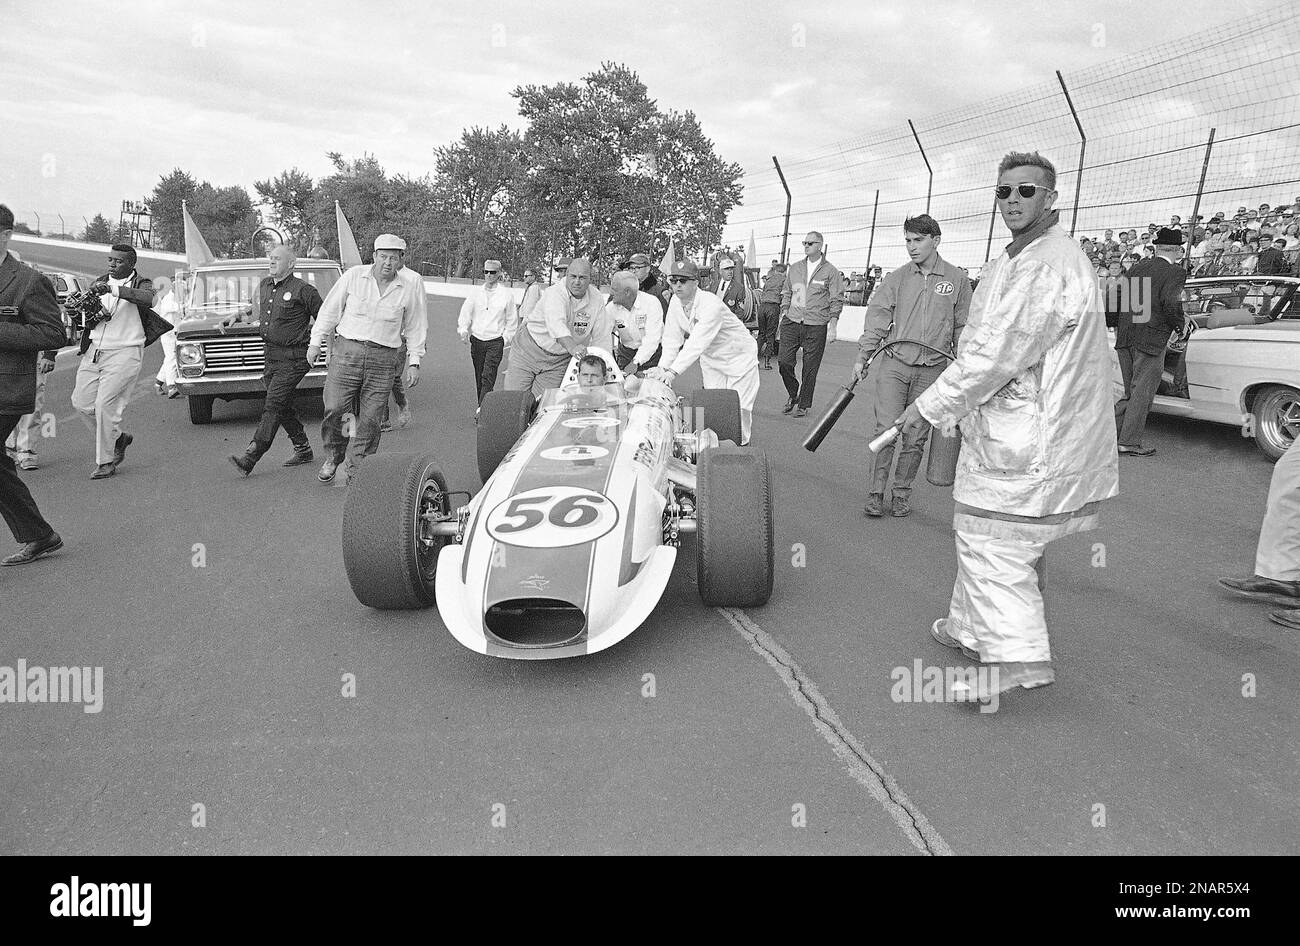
[696,447,774,608]
[342,452,450,609]
[478,389,536,483]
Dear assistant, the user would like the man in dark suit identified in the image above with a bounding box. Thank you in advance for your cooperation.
[1114,227,1189,456]
[71,243,172,479]
[0,204,64,565]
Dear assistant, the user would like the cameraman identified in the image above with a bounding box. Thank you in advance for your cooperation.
[71,243,172,479]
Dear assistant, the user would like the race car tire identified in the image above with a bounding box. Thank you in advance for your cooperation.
[187,394,214,425]
[1251,384,1300,461]
[696,446,774,608]
[478,389,536,483]
[682,388,743,445]
[342,452,449,610]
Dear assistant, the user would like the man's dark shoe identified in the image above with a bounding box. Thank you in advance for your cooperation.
[1268,609,1300,630]
[781,398,796,415]
[283,444,315,467]
[1118,444,1155,456]
[892,494,912,517]
[1217,575,1300,607]
[863,493,884,518]
[317,458,339,483]
[90,463,115,479]
[793,406,808,418]
[229,453,256,476]
[2,531,63,566]
[113,432,133,466]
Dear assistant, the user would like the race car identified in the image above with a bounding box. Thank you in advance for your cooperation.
[340,348,774,659]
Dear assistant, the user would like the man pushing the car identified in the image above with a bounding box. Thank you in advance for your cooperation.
[504,257,615,397]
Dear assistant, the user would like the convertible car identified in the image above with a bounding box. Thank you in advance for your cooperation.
[1113,275,1300,460]
[339,349,775,659]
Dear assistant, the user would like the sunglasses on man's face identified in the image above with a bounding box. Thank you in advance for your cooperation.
[802,240,821,246]
[995,182,1053,200]
[667,276,693,285]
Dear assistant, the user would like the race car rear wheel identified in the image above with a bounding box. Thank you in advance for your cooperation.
[695,446,774,608]
[477,389,536,483]
[682,388,743,445]
[342,452,450,609]
[1251,385,1300,461]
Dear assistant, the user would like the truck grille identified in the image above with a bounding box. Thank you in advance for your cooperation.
[199,338,327,373]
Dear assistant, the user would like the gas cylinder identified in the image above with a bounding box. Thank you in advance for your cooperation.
[926,423,961,486]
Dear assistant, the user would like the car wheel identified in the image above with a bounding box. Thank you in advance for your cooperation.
[1252,385,1300,461]
[682,388,743,445]
[695,446,774,608]
[341,452,450,609]
[477,389,535,483]
[187,394,214,425]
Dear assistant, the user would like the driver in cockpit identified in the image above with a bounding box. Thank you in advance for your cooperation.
[576,354,610,392]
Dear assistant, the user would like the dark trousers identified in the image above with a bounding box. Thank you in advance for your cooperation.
[250,343,311,457]
[757,302,780,359]
[778,320,828,409]
[322,336,402,476]
[1114,346,1164,447]
[615,343,661,371]
[470,336,505,404]
[0,414,54,544]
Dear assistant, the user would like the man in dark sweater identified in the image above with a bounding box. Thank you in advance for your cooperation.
[224,246,323,474]
[1113,227,1189,456]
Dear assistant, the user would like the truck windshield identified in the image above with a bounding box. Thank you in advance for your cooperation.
[183,267,340,312]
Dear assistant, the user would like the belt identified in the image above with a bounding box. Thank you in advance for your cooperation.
[338,335,398,351]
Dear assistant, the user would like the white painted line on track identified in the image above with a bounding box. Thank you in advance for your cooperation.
[716,606,954,856]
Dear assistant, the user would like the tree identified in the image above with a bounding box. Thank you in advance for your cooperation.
[191,183,262,257]
[254,168,315,250]
[81,215,112,244]
[309,153,393,260]
[431,126,525,276]
[150,169,198,252]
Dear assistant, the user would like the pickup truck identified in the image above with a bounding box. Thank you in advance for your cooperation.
[173,258,342,424]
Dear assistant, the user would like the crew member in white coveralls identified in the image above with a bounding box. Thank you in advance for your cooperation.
[893,151,1119,700]
[649,259,759,446]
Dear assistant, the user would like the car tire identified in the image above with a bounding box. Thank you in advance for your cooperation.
[188,394,214,425]
[682,388,743,445]
[341,452,450,610]
[1251,385,1300,461]
[477,389,535,483]
[696,446,774,608]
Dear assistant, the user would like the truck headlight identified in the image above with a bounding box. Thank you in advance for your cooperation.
[177,343,204,367]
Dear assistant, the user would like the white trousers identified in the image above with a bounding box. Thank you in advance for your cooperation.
[4,370,48,457]
[155,330,178,386]
[700,361,759,446]
[947,529,1051,663]
[72,345,143,465]
[1256,438,1300,581]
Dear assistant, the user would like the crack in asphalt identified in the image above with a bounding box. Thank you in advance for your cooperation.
[716,606,953,856]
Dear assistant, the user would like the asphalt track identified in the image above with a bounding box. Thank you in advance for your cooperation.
[2,244,1297,855]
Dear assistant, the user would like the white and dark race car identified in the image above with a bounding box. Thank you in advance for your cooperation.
[340,348,774,659]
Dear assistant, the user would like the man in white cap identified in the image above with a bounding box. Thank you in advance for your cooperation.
[503,257,614,397]
[458,259,514,409]
[308,233,428,487]
[649,260,759,445]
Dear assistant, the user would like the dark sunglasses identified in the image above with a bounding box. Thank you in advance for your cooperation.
[802,240,821,245]
[483,270,499,275]
[667,276,693,284]
[995,182,1053,200]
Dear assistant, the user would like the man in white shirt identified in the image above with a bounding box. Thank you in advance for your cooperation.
[152,276,180,398]
[605,271,663,372]
[308,233,428,487]
[72,244,173,479]
[649,260,759,445]
[458,259,514,407]
[518,268,542,323]
[503,257,614,397]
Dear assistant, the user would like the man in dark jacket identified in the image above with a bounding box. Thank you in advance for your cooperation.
[1114,227,1188,456]
[1257,238,1290,276]
[626,253,670,315]
[0,204,64,564]
[222,246,323,474]
[756,262,785,369]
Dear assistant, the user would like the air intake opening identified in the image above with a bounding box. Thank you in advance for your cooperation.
[485,598,587,647]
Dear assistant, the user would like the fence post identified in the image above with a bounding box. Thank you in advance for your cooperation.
[772,156,792,264]
[865,189,880,273]
[1056,70,1086,237]
[1186,128,1216,270]
[908,121,932,214]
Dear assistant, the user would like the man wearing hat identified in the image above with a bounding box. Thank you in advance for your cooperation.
[458,259,514,407]
[308,233,428,487]
[1113,226,1189,456]
[649,260,759,445]
[551,258,571,284]
[504,257,614,397]
[626,252,670,314]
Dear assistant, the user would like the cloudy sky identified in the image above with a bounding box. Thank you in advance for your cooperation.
[0,0,1287,261]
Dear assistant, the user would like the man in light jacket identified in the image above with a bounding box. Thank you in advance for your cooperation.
[894,152,1119,700]
[778,232,844,417]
